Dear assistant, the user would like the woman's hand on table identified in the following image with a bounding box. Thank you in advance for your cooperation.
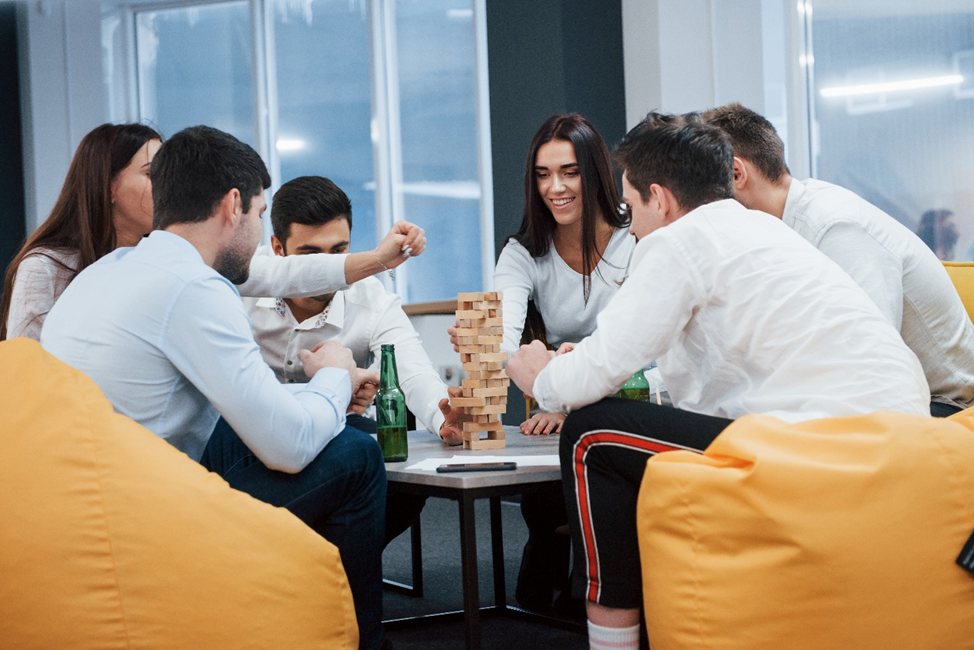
[437,386,468,446]
[520,412,565,435]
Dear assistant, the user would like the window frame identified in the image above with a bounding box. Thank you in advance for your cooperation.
[104,0,495,302]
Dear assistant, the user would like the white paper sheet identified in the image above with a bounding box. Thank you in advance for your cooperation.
[405,454,560,471]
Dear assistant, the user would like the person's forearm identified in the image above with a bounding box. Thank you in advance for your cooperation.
[344,250,388,285]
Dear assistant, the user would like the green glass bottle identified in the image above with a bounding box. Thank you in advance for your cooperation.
[614,369,651,402]
[376,344,408,462]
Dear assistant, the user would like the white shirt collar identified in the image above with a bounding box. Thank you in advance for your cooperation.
[255,291,346,331]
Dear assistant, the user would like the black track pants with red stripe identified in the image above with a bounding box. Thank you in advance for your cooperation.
[559,397,733,609]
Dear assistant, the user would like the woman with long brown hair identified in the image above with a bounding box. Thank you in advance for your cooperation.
[496,113,633,434]
[1,123,162,340]
[448,114,634,615]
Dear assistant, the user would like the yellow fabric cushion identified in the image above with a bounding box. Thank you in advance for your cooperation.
[0,338,357,649]
[943,261,974,324]
[637,411,974,650]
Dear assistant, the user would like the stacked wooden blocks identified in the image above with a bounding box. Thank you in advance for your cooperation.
[450,291,509,450]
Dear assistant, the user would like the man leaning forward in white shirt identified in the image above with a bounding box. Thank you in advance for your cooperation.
[701,102,974,417]
[41,127,406,650]
[506,113,930,650]
[244,175,466,547]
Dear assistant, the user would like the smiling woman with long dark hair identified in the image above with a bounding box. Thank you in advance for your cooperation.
[495,113,634,435]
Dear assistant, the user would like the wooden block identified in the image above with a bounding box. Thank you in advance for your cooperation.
[458,336,501,346]
[485,378,511,388]
[470,404,507,415]
[468,352,508,363]
[457,292,486,302]
[450,396,488,408]
[456,326,504,337]
[464,369,506,379]
[457,318,492,329]
[481,291,500,301]
[487,396,508,405]
[463,438,507,450]
[471,386,508,397]
[462,420,505,432]
[470,334,503,344]
[455,309,485,320]
[462,361,504,372]
[457,344,499,354]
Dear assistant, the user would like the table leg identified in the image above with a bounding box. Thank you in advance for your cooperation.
[458,492,481,650]
[410,517,424,597]
[490,496,507,610]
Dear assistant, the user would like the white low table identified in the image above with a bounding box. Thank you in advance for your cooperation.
[381,426,578,650]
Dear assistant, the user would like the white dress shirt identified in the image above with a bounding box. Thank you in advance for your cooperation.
[244,256,449,434]
[532,199,931,422]
[41,231,352,472]
[493,226,634,353]
[783,178,974,409]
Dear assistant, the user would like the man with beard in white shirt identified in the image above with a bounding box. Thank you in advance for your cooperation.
[42,126,397,650]
[702,102,974,417]
[244,175,467,546]
[506,113,930,650]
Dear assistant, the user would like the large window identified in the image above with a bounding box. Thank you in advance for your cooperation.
[105,0,493,302]
[805,1,974,261]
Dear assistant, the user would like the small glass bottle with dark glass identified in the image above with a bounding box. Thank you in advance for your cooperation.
[614,369,651,402]
[376,344,408,462]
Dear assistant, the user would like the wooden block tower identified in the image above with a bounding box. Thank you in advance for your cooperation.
[450,291,509,450]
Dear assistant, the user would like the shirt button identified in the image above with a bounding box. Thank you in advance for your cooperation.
[286,360,293,365]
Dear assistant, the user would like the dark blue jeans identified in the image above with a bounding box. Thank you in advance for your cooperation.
[201,418,387,650]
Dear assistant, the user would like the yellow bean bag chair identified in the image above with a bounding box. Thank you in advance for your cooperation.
[0,338,357,649]
[637,411,974,650]
[943,261,974,324]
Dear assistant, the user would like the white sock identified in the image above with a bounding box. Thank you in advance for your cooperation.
[588,620,640,650]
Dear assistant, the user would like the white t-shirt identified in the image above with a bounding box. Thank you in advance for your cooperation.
[783,178,974,409]
[493,226,635,353]
[533,199,930,421]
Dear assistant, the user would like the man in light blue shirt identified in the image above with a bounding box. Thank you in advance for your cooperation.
[42,126,390,650]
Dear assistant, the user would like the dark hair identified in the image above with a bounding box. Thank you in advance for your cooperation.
[615,112,735,211]
[151,125,270,229]
[917,209,958,260]
[271,176,352,245]
[511,113,625,303]
[700,103,790,183]
[1,122,162,340]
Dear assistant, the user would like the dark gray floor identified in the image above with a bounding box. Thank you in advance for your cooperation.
[381,497,588,649]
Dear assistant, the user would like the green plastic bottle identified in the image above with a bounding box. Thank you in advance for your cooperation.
[614,369,651,402]
[376,344,408,462]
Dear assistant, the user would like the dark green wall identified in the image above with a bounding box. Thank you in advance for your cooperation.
[486,0,626,254]
[485,0,626,422]
[0,4,26,289]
